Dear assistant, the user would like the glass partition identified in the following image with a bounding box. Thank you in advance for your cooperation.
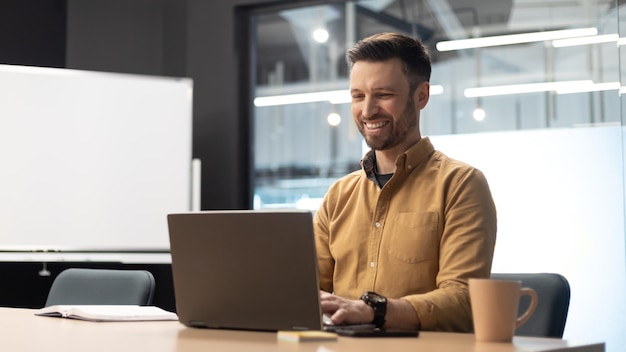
[252,0,622,209]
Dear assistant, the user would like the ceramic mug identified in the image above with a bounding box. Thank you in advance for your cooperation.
[469,278,538,342]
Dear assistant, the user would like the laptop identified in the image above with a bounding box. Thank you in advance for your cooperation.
[167,210,324,331]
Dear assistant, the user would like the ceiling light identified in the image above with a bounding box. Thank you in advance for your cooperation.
[313,29,329,43]
[254,90,348,107]
[464,80,593,97]
[430,85,444,95]
[552,34,619,48]
[327,113,341,126]
[472,108,486,121]
[436,27,598,51]
[556,81,620,94]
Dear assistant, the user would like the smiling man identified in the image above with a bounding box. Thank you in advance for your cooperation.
[314,32,497,332]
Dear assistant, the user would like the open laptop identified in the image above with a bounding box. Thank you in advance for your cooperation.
[167,210,324,331]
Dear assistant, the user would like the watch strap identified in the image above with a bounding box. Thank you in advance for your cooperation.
[360,291,387,328]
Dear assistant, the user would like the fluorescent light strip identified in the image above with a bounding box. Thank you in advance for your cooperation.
[464,80,593,97]
[436,27,598,51]
[430,85,444,95]
[254,89,348,107]
[552,34,619,48]
[556,81,620,94]
[254,85,444,107]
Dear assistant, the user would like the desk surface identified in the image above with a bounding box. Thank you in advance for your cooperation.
[0,308,605,352]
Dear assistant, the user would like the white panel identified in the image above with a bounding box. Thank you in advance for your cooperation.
[431,127,626,350]
[0,64,193,251]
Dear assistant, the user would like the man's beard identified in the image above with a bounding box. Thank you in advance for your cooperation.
[358,97,418,151]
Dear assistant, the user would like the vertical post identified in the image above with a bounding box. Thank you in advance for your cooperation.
[191,158,202,211]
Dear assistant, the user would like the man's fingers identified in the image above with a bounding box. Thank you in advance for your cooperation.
[320,299,339,313]
[330,308,348,325]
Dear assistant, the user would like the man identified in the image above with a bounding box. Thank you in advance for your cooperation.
[314,32,497,332]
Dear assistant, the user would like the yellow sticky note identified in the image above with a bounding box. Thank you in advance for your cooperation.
[277,330,339,342]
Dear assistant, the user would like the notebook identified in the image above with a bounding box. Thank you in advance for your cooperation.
[167,210,324,331]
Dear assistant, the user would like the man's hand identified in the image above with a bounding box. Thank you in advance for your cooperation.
[319,290,373,325]
[319,290,422,330]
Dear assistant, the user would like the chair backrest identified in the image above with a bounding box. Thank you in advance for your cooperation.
[45,268,156,307]
[490,273,570,338]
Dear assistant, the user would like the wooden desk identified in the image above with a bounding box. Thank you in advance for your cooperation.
[0,308,604,352]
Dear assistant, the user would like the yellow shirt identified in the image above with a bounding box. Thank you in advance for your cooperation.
[313,137,497,332]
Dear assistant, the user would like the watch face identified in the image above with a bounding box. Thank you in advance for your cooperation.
[365,291,387,303]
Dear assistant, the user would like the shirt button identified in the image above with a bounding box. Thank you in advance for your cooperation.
[375,222,381,228]
[370,262,375,267]
[407,164,412,169]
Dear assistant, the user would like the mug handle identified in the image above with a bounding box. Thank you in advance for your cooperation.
[515,287,538,328]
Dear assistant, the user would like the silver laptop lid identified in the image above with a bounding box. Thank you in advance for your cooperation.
[167,210,323,331]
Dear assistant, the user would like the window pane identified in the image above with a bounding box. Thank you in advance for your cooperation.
[252,0,620,210]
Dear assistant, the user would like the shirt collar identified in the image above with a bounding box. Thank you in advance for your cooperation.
[360,137,435,183]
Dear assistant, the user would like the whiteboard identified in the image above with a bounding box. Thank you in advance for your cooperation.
[0,64,193,251]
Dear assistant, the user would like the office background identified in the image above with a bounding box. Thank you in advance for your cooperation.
[1,0,625,351]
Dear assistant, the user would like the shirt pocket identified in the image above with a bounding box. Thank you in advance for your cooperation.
[387,212,439,264]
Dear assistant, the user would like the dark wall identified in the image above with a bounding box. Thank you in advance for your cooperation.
[66,0,166,75]
[0,0,66,67]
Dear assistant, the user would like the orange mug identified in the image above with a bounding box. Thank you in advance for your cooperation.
[469,278,538,342]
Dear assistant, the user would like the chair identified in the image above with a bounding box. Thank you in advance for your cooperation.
[45,268,156,307]
[490,273,570,338]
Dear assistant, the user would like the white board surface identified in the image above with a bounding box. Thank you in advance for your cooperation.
[0,64,193,251]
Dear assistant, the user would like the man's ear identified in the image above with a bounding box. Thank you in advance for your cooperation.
[416,81,430,110]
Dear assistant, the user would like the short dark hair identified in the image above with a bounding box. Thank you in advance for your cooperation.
[346,32,431,91]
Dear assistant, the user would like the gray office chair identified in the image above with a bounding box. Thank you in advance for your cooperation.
[490,273,570,338]
[45,268,156,307]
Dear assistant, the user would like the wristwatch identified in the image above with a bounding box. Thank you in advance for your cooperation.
[360,291,387,328]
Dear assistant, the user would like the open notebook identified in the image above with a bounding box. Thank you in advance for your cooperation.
[35,305,178,322]
[167,210,324,331]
